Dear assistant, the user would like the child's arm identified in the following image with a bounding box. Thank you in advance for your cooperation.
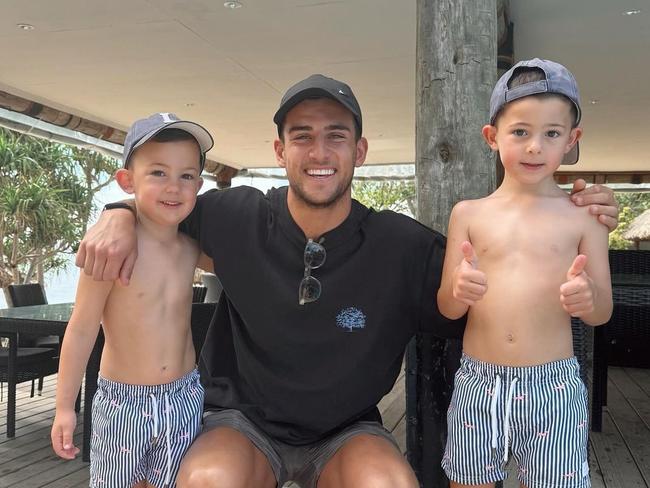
[560,216,613,326]
[437,202,488,320]
[51,273,113,460]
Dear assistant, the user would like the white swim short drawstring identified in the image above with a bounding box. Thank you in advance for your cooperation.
[149,394,160,443]
[503,377,519,462]
[489,374,520,462]
[489,374,502,455]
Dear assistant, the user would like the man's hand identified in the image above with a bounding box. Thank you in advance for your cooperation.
[570,179,619,232]
[75,208,137,285]
[560,254,595,318]
[51,410,80,460]
[452,241,488,307]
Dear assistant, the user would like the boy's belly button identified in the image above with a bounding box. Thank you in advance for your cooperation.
[506,332,516,343]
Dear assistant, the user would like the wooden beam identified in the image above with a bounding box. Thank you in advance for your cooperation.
[408,1,497,487]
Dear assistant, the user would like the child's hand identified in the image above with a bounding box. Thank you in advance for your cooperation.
[51,410,80,460]
[560,254,595,317]
[452,241,488,306]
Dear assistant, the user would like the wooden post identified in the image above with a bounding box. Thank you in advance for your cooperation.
[407,1,498,486]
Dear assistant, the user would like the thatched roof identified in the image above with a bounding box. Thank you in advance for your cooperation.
[623,209,650,241]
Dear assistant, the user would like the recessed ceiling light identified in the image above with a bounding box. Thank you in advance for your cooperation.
[623,9,641,15]
[224,1,243,8]
[589,99,600,105]
[16,23,35,30]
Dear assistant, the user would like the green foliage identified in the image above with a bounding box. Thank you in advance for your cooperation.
[0,128,119,287]
[352,180,416,215]
[609,192,650,249]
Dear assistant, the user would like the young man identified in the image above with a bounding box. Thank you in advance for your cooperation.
[52,113,212,488]
[437,59,612,488]
[76,75,619,488]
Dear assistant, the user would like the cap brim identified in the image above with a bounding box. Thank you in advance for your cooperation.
[562,142,579,165]
[132,120,214,156]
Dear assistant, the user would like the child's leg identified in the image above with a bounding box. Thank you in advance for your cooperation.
[511,358,590,488]
[90,381,149,487]
[442,355,509,486]
[147,370,205,488]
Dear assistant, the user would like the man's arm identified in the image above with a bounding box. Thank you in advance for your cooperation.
[570,179,619,231]
[75,200,137,285]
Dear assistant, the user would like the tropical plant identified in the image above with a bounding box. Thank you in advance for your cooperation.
[0,128,119,295]
[352,180,416,216]
[609,192,650,249]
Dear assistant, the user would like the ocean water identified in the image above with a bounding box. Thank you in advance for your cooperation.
[0,175,286,309]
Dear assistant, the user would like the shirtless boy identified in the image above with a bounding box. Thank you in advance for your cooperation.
[51,113,213,488]
[437,59,613,488]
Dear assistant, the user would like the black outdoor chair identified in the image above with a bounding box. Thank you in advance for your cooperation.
[0,338,59,437]
[6,283,59,396]
[7,283,60,350]
[192,285,208,304]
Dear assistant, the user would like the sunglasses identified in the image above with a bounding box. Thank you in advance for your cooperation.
[298,239,326,305]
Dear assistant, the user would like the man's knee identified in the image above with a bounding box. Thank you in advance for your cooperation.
[351,459,418,488]
[176,428,275,488]
[176,462,251,488]
[319,434,418,488]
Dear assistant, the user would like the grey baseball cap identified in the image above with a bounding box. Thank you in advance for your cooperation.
[273,74,362,136]
[490,58,581,165]
[122,112,214,171]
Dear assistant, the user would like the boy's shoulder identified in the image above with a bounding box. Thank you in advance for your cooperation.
[450,196,494,219]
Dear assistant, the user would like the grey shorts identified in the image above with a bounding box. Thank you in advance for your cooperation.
[203,408,399,488]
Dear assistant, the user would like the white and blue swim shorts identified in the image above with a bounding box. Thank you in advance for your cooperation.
[442,354,590,488]
[90,369,204,488]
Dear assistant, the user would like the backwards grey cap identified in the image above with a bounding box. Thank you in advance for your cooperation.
[123,112,214,171]
[273,74,362,135]
[490,58,581,165]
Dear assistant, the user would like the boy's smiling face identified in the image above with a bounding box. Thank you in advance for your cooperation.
[116,138,203,226]
[483,95,582,184]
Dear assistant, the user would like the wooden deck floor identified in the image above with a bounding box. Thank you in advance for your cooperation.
[1,367,648,487]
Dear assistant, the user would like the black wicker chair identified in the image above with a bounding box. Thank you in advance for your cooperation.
[192,285,207,304]
[0,341,59,436]
[6,283,59,396]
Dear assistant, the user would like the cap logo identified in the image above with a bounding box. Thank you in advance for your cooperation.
[159,112,175,123]
[338,89,346,96]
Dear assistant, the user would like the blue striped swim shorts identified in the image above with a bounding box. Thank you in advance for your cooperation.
[90,369,204,488]
[442,354,590,488]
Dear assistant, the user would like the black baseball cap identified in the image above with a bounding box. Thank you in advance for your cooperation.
[122,112,214,171]
[273,74,362,135]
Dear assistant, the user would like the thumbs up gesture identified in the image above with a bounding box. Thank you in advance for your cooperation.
[452,241,488,306]
[560,254,595,317]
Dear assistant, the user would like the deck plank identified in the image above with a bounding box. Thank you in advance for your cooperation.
[602,374,650,485]
[590,410,647,487]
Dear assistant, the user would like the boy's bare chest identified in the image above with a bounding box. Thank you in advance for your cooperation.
[468,205,582,264]
[125,240,197,303]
